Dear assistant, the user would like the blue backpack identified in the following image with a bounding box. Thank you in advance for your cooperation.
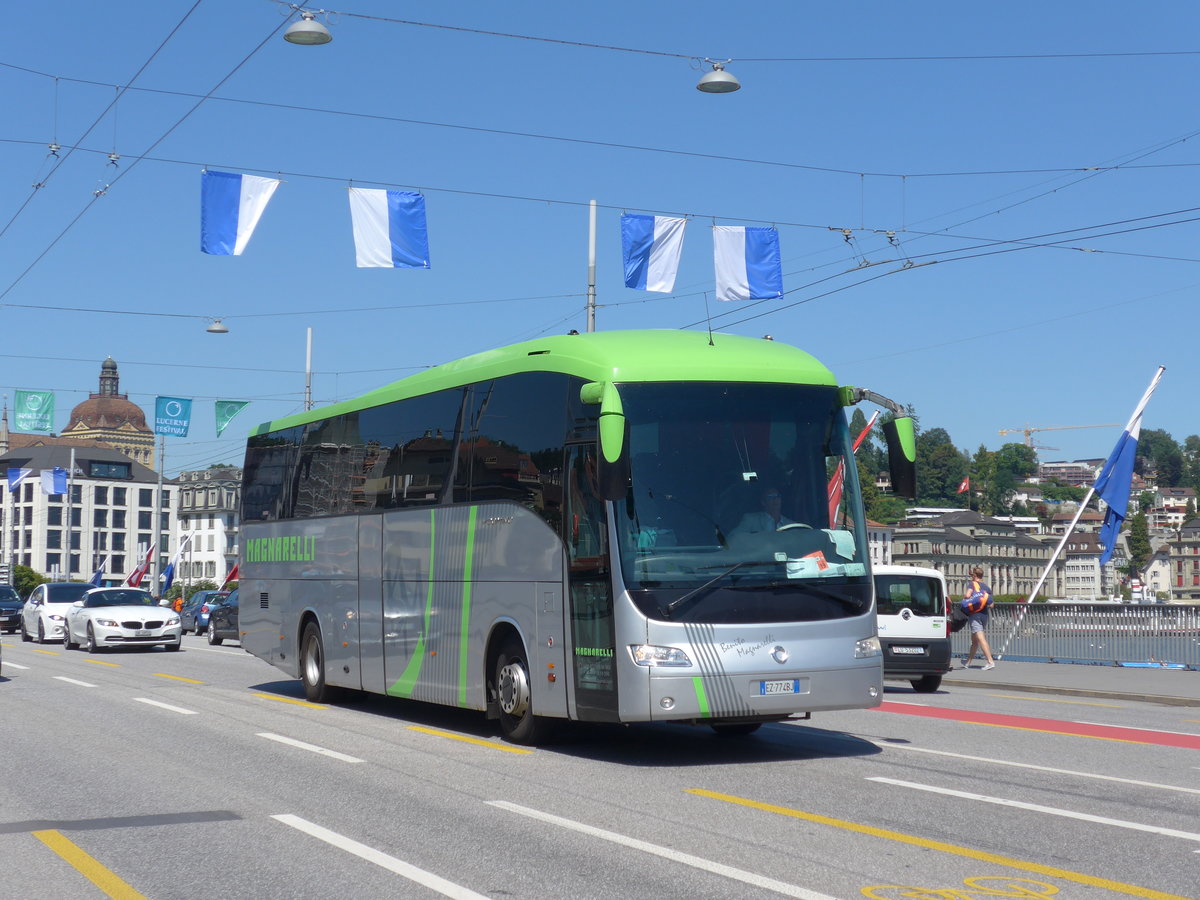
[961,580,992,615]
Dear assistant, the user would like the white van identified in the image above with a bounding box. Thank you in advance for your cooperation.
[874,564,951,692]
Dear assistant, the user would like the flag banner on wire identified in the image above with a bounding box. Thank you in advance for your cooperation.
[14,389,54,432]
[215,400,250,437]
[200,170,281,256]
[6,468,32,492]
[155,397,193,437]
[348,187,430,268]
[1093,366,1165,565]
[621,214,686,292]
[40,467,67,495]
[713,225,783,302]
[957,476,970,495]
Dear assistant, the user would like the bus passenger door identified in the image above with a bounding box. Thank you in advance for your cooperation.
[564,444,620,721]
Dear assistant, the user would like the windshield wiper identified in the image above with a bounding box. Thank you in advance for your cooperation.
[659,560,777,617]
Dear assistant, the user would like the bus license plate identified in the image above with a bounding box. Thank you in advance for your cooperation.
[892,646,924,655]
[759,679,800,695]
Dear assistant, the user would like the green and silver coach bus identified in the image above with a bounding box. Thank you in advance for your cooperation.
[239,329,916,743]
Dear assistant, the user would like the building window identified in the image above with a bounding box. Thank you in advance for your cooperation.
[113,533,126,552]
[113,487,126,506]
[112,510,126,529]
[94,486,108,505]
[139,489,153,507]
[47,506,62,526]
[138,511,152,530]
[46,529,61,549]
[94,509,108,528]
[89,461,130,479]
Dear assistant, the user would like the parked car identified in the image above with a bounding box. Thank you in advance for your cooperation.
[0,584,23,634]
[64,587,182,653]
[206,589,239,645]
[179,590,229,634]
[22,582,92,643]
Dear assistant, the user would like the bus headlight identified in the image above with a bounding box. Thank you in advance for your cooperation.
[855,636,882,659]
[629,644,693,667]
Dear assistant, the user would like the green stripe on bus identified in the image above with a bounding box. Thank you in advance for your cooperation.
[692,676,711,718]
[458,506,478,708]
[391,510,437,698]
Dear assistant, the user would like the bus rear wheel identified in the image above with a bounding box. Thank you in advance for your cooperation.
[495,639,550,745]
[301,623,339,703]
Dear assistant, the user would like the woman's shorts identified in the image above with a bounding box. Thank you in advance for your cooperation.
[969,613,989,634]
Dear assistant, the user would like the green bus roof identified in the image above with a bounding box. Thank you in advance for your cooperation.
[250,329,837,436]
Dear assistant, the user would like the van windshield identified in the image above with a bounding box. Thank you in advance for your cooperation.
[875,573,944,617]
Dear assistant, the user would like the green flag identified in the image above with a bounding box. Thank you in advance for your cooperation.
[14,389,54,432]
[215,400,250,437]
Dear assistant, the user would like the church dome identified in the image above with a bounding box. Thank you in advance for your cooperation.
[66,357,151,434]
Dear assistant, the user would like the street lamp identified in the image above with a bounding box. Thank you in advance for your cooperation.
[284,10,333,45]
[697,60,741,93]
[206,319,229,334]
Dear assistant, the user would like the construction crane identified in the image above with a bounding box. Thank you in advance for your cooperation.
[997,423,1120,448]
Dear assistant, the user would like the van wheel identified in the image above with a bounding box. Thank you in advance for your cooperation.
[911,675,942,693]
[300,623,340,703]
[494,639,551,745]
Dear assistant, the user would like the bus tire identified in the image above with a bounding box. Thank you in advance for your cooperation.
[495,639,550,745]
[911,675,942,693]
[301,623,339,703]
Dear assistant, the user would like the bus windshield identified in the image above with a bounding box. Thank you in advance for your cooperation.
[614,382,870,624]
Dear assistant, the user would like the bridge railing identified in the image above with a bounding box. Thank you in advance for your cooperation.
[951,603,1200,668]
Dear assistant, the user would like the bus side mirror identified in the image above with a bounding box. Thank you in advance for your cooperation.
[883,416,917,499]
[580,381,630,501]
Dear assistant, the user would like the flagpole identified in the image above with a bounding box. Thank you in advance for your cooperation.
[995,365,1165,659]
[151,436,164,598]
[67,448,75,582]
[586,199,597,333]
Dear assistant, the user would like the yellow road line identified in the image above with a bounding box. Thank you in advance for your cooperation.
[686,789,1190,900]
[85,659,121,668]
[154,672,204,684]
[32,648,60,655]
[33,829,149,900]
[407,725,532,754]
[252,692,326,709]
[986,693,1122,708]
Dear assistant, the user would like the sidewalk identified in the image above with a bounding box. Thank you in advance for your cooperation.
[936,659,1200,707]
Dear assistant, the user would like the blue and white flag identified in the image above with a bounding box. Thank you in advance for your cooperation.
[621,214,686,293]
[6,467,32,492]
[712,225,783,302]
[161,533,193,593]
[89,557,107,587]
[1093,366,1165,565]
[155,397,193,437]
[348,187,430,268]
[40,467,67,495]
[201,170,281,256]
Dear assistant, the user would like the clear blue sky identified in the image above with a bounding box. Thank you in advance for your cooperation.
[2,1,1197,476]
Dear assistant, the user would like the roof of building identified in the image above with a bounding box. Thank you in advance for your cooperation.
[0,444,166,483]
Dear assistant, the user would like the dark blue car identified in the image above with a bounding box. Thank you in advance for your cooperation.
[206,589,239,645]
[179,590,229,635]
[0,585,21,634]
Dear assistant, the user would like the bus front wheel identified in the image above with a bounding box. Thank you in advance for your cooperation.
[301,623,339,703]
[495,639,550,745]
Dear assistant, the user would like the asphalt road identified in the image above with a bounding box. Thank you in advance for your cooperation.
[1,633,1196,900]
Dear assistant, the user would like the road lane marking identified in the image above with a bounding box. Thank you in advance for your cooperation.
[868,776,1200,843]
[252,692,327,709]
[33,648,60,655]
[84,659,121,668]
[272,814,488,899]
[133,698,197,715]
[33,829,149,900]
[986,693,1122,707]
[687,789,1191,900]
[3,661,30,669]
[407,726,532,754]
[54,676,96,687]
[1075,720,1200,739]
[488,800,836,900]
[197,647,246,655]
[257,733,363,763]
[870,743,1200,797]
[153,672,204,684]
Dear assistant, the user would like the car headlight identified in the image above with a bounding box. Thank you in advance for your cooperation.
[48,614,66,622]
[166,616,180,626]
[855,636,882,659]
[95,618,119,627]
[629,644,693,667]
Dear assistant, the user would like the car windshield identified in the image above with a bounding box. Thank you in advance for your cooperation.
[875,574,944,616]
[611,382,870,624]
[0,588,20,603]
[85,591,156,608]
[46,584,92,603]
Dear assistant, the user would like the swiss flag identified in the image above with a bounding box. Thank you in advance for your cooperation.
[957,476,970,495]
[220,563,239,591]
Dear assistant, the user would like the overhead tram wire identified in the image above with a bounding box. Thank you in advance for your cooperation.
[0,1,206,243]
[5,63,1200,182]
[0,14,291,307]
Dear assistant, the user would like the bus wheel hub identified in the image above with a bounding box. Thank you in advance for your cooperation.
[498,661,530,717]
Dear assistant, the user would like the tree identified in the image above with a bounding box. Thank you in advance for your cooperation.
[1137,429,1183,486]
[1124,511,1151,577]
[13,565,48,598]
[984,443,1037,515]
[915,428,969,506]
